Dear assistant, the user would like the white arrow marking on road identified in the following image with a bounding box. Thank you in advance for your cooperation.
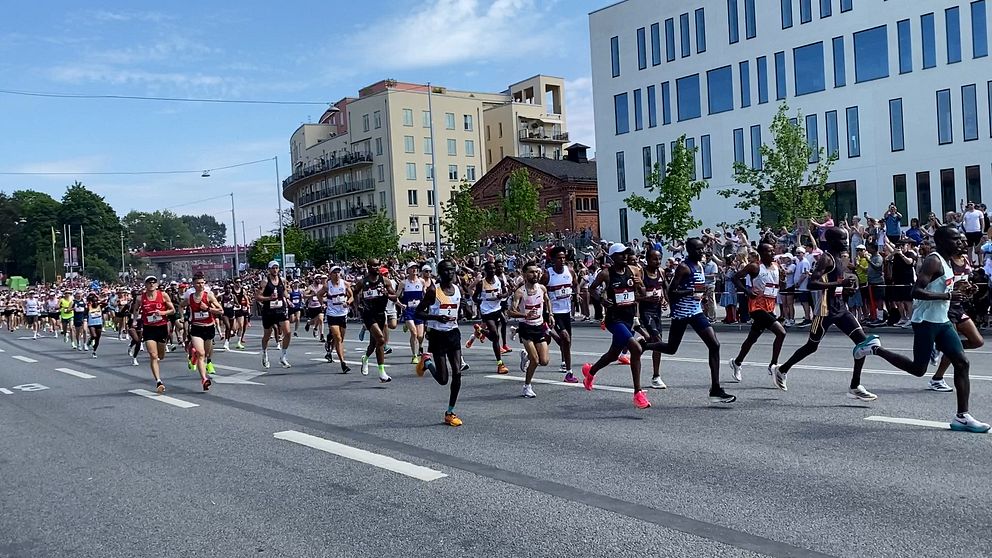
[12,356,38,363]
[0,348,5,352]
[0,388,12,394]
[55,368,95,379]
[486,374,635,393]
[209,364,266,385]
[864,416,950,430]
[128,389,199,408]
[273,430,446,482]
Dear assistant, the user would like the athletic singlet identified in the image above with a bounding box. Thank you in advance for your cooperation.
[427,285,460,332]
[221,293,235,310]
[72,299,86,315]
[289,289,303,309]
[815,255,849,318]
[188,292,215,326]
[306,287,323,309]
[325,279,349,317]
[639,268,664,314]
[400,278,425,310]
[671,262,705,319]
[232,289,248,311]
[24,298,40,316]
[948,259,972,315]
[546,266,573,315]
[605,265,637,324]
[87,304,103,327]
[911,253,954,324]
[45,299,59,313]
[385,279,397,314]
[261,277,286,313]
[748,262,780,314]
[59,298,73,320]
[517,284,546,326]
[359,275,388,314]
[141,290,167,327]
[478,277,503,315]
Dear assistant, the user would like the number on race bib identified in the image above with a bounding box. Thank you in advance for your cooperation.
[270,300,284,309]
[194,311,210,320]
[147,314,162,323]
[614,290,636,305]
[763,286,779,297]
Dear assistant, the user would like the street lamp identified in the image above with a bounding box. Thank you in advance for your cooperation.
[274,156,286,269]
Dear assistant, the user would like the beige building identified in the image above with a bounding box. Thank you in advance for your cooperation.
[282,75,570,246]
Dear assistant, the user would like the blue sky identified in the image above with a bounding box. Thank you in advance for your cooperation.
[0,0,604,244]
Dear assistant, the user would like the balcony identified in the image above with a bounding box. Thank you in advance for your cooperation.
[518,129,569,143]
[283,152,373,190]
[296,178,376,207]
[298,204,378,229]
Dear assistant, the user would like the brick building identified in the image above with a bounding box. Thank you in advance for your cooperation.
[471,144,599,237]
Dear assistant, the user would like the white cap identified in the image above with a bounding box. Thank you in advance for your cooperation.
[855,244,867,250]
[330,265,342,273]
[267,260,280,269]
[144,275,158,283]
[607,242,630,256]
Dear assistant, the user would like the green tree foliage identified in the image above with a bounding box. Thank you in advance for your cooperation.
[499,168,549,241]
[123,210,228,251]
[247,227,314,269]
[329,211,401,261]
[181,214,227,246]
[719,103,838,228]
[58,182,123,279]
[625,134,708,242]
[442,179,493,257]
[1,191,60,280]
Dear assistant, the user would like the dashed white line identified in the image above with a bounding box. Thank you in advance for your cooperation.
[273,430,446,482]
[55,367,95,379]
[0,388,12,394]
[864,416,950,430]
[486,374,635,394]
[128,389,199,408]
[12,355,38,363]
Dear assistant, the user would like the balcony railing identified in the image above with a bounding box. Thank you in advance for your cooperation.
[518,129,569,142]
[283,152,374,190]
[298,204,378,228]
[296,178,376,207]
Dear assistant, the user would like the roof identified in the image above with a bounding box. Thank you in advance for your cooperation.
[508,157,597,183]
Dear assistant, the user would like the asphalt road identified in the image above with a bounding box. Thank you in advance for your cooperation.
[1,322,990,558]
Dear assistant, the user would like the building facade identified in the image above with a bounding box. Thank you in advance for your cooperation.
[282,76,571,246]
[590,0,991,242]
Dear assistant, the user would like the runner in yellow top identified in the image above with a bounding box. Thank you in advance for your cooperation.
[58,291,74,342]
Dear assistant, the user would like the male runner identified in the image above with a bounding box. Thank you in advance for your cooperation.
[288,280,304,336]
[220,283,236,350]
[474,261,509,374]
[183,272,221,390]
[44,292,60,338]
[383,269,398,354]
[352,259,394,383]
[58,290,73,342]
[542,247,579,383]
[139,276,174,393]
[927,251,984,392]
[398,263,427,364]
[22,290,41,340]
[317,265,352,373]
[509,261,553,398]
[638,249,669,389]
[304,275,325,343]
[71,291,87,350]
[232,279,250,349]
[415,259,465,426]
[728,243,788,382]
[256,260,292,369]
[494,260,513,355]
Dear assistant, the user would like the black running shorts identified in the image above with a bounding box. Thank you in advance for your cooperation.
[142,325,169,343]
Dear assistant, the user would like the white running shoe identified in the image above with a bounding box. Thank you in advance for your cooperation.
[262,353,270,369]
[771,365,787,391]
[929,347,941,366]
[729,359,742,382]
[853,335,881,359]
[131,357,139,366]
[91,351,97,359]
[361,355,370,376]
[521,383,536,398]
[280,357,291,368]
[378,370,392,383]
[847,385,877,401]
[559,362,568,372]
[928,379,953,392]
[519,350,527,373]
[224,340,230,351]
[950,413,991,433]
[650,376,667,389]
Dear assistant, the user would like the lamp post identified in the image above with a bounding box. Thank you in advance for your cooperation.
[230,192,239,279]
[426,83,441,258]
[274,156,286,268]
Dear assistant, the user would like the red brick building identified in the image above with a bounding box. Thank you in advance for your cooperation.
[471,144,599,237]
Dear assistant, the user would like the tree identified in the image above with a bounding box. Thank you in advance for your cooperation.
[625,134,708,242]
[123,210,196,251]
[58,182,123,272]
[181,214,227,246]
[441,179,493,257]
[10,191,60,279]
[718,103,838,228]
[247,226,314,269]
[499,168,549,241]
[329,211,401,261]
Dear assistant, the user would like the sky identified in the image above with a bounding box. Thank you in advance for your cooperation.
[0,0,606,245]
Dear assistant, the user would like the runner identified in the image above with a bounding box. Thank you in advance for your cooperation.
[642,238,737,404]
[542,246,579,383]
[58,290,73,342]
[288,280,304,337]
[139,276,174,393]
[22,290,41,340]
[126,289,143,366]
[256,260,292,369]
[352,259,394,383]
[473,261,509,374]
[637,249,669,389]
[383,269,398,354]
[508,261,553,398]
[317,265,352,373]
[44,291,60,338]
[928,252,984,392]
[85,293,104,358]
[728,243,788,382]
[494,260,513,355]
[232,278,250,349]
[854,225,990,432]
[415,259,465,426]
[71,291,87,351]
[183,272,220,390]
[220,283,236,350]
[304,275,325,343]
[398,263,427,364]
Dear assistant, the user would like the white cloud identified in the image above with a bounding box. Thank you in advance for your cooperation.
[88,10,171,24]
[49,64,226,88]
[564,76,595,152]
[14,155,108,174]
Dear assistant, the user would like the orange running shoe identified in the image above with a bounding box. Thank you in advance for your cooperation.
[617,353,631,365]
[444,412,463,427]
[496,362,509,374]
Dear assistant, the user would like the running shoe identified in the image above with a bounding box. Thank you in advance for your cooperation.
[402,323,408,333]
[411,355,420,365]
[510,327,518,341]
[501,344,512,354]
[187,359,195,371]
[581,363,595,391]
[223,340,230,351]
[563,372,579,383]
[633,390,651,409]
[847,385,878,401]
[617,353,631,365]
[771,365,787,391]
[305,323,311,332]
[729,359,742,382]
[280,357,291,368]
[155,381,165,394]
[236,341,245,350]
[928,379,953,392]
[340,363,351,374]
[202,377,211,391]
[650,376,667,389]
[91,351,97,359]
[497,362,509,374]
[361,355,370,376]
[206,362,215,375]
[131,357,139,366]
[929,347,941,367]
[460,361,470,372]
[519,350,527,373]
[708,387,736,404]
[293,331,298,337]
[950,413,991,433]
[319,334,325,343]
[384,345,393,355]
[853,335,881,359]
[416,353,430,377]
[262,353,270,369]
[325,351,334,363]
[378,370,391,383]
[521,384,536,398]
[444,412,463,427]
[559,362,568,372]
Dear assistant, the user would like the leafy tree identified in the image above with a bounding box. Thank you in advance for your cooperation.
[719,103,838,228]
[58,182,123,272]
[625,134,708,242]
[329,211,401,261]
[10,191,60,279]
[499,168,549,241]
[247,226,314,269]
[442,179,493,257]
[122,210,196,251]
[181,214,227,246]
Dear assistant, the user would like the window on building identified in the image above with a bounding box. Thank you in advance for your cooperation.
[611,36,620,77]
[422,110,431,128]
[633,88,644,130]
[947,6,962,63]
[637,27,647,69]
[426,163,433,179]
[889,98,905,151]
[665,18,676,61]
[619,208,629,243]
[963,84,979,141]
[677,74,702,121]
[893,174,908,216]
[966,165,983,203]
[428,190,436,206]
[408,216,420,234]
[729,0,740,42]
[695,8,707,53]
[897,19,913,73]
[445,113,455,129]
[750,125,762,169]
[403,109,414,126]
[447,138,457,156]
[661,82,672,124]
[680,13,691,57]
[757,56,769,103]
[499,122,503,137]
[941,168,956,213]
[642,146,653,187]
[774,51,787,100]
[701,134,712,179]
[424,137,432,154]
[373,111,382,129]
[733,128,745,164]
[463,114,473,131]
[832,36,846,87]
[655,144,667,178]
[406,163,417,180]
[404,135,415,153]
[917,171,932,221]
[781,0,793,28]
[377,164,385,182]
[362,113,370,132]
[744,0,756,38]
[375,137,383,156]
[800,0,812,24]
[448,164,458,181]
[974,0,989,58]
[806,114,819,162]
[614,92,630,134]
[616,151,627,192]
[739,60,751,107]
[937,88,953,144]
[465,139,475,157]
[651,22,661,65]
[647,85,657,128]
[922,13,937,69]
[854,25,889,82]
[706,66,734,114]
[846,106,860,157]
[794,42,826,95]
[685,137,697,179]
[841,0,853,12]
[466,165,477,181]
[820,0,832,18]
[407,189,418,206]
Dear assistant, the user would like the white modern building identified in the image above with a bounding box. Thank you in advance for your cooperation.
[590,0,991,242]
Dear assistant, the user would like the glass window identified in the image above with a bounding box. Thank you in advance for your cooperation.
[757,56,769,103]
[680,13,691,57]
[854,25,889,83]
[637,27,647,70]
[897,19,912,74]
[363,113,369,131]
[707,66,734,114]
[656,144,667,178]
[407,189,418,206]
[647,85,657,128]
[404,135,415,153]
[963,84,979,141]
[832,36,846,87]
[922,13,937,69]
[966,165,983,203]
[375,137,383,156]
[893,175,908,217]
[733,128,745,163]
[633,88,643,130]
[651,23,662,65]
[782,0,793,29]
[611,36,620,77]
[974,1,989,58]
[826,110,839,156]
[774,51,787,100]
[745,0,756,38]
[445,113,455,129]
[662,81,672,124]
[616,151,626,192]
[729,0,740,43]
[820,0,831,18]
[403,109,414,126]
[642,146,653,187]
[917,171,932,222]
[422,110,431,128]
[373,111,381,129]
[423,137,432,154]
[750,125,762,169]
[841,0,853,12]
[739,61,751,107]
[448,165,458,181]
[695,8,707,53]
[701,135,712,179]
[947,7,962,64]
[465,139,475,157]
[426,163,433,179]
[889,98,905,151]
[619,208,629,243]
[685,137,697,179]
[846,106,860,157]
[447,138,457,156]
[406,163,417,180]
[614,93,629,135]
[806,114,819,162]
[937,88,953,144]
[800,0,812,23]
[428,190,435,207]
[665,18,676,62]
[676,74,702,121]
[463,114,473,131]
[794,42,825,95]
[941,168,956,213]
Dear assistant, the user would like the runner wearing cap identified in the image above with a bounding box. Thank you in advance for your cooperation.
[398,263,427,364]
[140,275,174,393]
[22,290,41,340]
[231,278,250,350]
[58,290,73,342]
[44,291,60,338]
[352,258,394,382]
[288,280,304,337]
[256,260,292,369]
[542,247,579,383]
[316,265,352,373]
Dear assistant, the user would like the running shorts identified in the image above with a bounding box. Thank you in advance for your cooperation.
[671,312,712,332]
[189,325,216,341]
[73,315,85,328]
[402,307,424,324]
[912,321,965,365]
[947,306,970,325]
[427,328,461,359]
[24,315,37,326]
[639,309,663,338]
[261,312,288,330]
[362,311,386,330]
[306,308,322,320]
[808,311,862,343]
[518,323,547,343]
[605,319,636,348]
[965,231,982,247]
[552,312,572,336]
[235,309,250,319]
[325,315,347,328]
[749,309,778,329]
[142,325,169,343]
[223,308,235,319]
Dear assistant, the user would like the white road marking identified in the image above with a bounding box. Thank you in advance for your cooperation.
[309,358,391,367]
[486,374,635,394]
[273,430,446,482]
[55,368,95,379]
[128,389,199,408]
[12,356,38,363]
[226,349,261,355]
[864,416,950,430]
[0,348,5,352]
[0,388,12,394]
[209,364,266,385]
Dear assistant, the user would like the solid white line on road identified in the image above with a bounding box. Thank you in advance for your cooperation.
[55,367,95,379]
[273,430,446,482]
[128,389,199,409]
[11,356,38,363]
[226,349,261,355]
[486,374,635,394]
[864,416,949,430]
[309,358,392,367]
[0,388,12,394]
[0,348,6,352]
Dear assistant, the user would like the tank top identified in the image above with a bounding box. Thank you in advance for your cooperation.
[400,278,425,310]
[141,290,167,327]
[911,253,954,324]
[325,279,349,317]
[428,285,460,332]
[478,277,503,315]
[360,275,388,314]
[87,303,103,327]
[815,255,849,318]
[672,262,705,319]
[262,277,286,314]
[748,262,780,314]
[24,298,40,316]
[949,259,972,314]
[189,291,215,326]
[639,268,665,314]
[59,298,73,319]
[518,284,545,326]
[72,299,86,315]
[546,266,573,314]
[289,289,303,309]
[306,287,323,309]
[605,265,637,324]
[221,293,235,310]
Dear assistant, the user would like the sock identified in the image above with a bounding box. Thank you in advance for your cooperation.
[281,348,287,357]
[497,360,503,365]
[378,364,385,374]
[957,413,967,419]
[447,406,455,414]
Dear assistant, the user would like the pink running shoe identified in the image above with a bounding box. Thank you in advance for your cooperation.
[633,390,651,409]
[581,363,595,391]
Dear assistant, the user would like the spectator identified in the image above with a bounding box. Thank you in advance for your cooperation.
[962,201,985,263]
[905,218,924,245]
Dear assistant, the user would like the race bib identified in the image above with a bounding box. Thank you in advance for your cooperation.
[269,300,284,309]
[438,303,458,319]
[363,288,381,299]
[555,287,573,299]
[194,311,210,320]
[233,304,242,311]
[146,314,162,324]
[614,290,636,305]
[834,286,844,297]
[763,286,779,297]
[331,294,346,306]
[89,311,101,319]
